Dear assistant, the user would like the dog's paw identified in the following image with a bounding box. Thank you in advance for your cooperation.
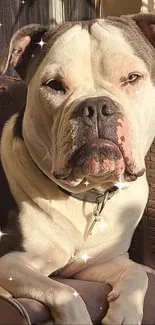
[102,291,143,325]
[51,290,93,325]
[0,286,12,298]
[107,289,120,302]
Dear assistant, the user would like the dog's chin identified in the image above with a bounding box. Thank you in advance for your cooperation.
[53,139,136,188]
[71,139,124,175]
[53,139,145,189]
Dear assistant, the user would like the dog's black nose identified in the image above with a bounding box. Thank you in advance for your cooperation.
[73,96,116,126]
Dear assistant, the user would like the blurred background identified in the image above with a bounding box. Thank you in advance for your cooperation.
[0,0,154,75]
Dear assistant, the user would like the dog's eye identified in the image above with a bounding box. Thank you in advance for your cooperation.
[46,79,66,93]
[126,73,142,84]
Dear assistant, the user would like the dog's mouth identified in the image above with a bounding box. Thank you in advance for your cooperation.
[71,139,124,175]
[53,138,145,187]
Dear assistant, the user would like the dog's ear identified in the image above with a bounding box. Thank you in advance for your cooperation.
[0,24,48,79]
[130,13,155,48]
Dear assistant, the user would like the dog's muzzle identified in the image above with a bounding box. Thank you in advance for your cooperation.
[70,96,124,175]
[53,96,145,185]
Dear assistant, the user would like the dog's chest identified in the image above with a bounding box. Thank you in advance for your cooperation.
[18,195,132,276]
[19,198,91,275]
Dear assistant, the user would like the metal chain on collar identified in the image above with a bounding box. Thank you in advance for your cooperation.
[84,187,118,240]
[68,187,118,263]
[52,187,118,275]
[72,187,118,259]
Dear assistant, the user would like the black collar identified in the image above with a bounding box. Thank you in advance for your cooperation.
[33,158,118,204]
[58,185,118,203]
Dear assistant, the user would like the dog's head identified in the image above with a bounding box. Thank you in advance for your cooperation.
[1,14,155,192]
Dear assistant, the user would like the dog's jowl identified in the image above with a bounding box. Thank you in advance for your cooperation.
[0,13,155,325]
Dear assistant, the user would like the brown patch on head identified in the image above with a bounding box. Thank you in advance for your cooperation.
[0,24,48,79]
[131,13,155,48]
[0,20,95,83]
[26,22,77,82]
[26,20,97,82]
[105,14,155,82]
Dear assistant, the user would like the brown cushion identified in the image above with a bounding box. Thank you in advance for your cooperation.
[0,274,155,324]
[0,295,31,325]
[0,279,110,325]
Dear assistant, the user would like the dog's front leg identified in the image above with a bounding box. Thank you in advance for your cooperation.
[0,252,92,324]
[75,255,148,325]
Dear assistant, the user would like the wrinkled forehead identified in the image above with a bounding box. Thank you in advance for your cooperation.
[31,19,148,86]
[42,21,133,71]
[50,20,133,58]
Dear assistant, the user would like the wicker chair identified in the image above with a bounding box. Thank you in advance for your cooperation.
[128,143,155,269]
[145,145,155,253]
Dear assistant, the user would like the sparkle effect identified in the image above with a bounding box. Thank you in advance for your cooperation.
[21,0,25,3]
[99,222,107,231]
[0,229,7,239]
[115,180,129,190]
[0,23,2,27]
[80,251,91,263]
[37,38,46,49]
[0,231,4,238]
[84,179,90,186]
[8,277,13,281]
[72,291,79,298]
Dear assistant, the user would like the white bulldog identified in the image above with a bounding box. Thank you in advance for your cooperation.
[0,13,155,325]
